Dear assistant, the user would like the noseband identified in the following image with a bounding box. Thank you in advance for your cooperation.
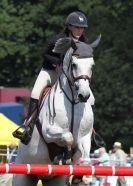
[73,75,90,82]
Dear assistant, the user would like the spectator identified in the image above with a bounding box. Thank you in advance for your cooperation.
[113,142,127,166]
[84,148,110,186]
[109,148,117,166]
[130,154,133,166]
[112,141,128,186]
[7,142,18,163]
[91,149,100,165]
[97,147,110,186]
[0,142,18,186]
[98,147,110,166]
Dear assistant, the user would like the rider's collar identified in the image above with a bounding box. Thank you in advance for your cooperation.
[72,37,79,42]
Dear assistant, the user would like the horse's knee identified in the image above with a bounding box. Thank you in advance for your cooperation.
[46,125,63,137]
[62,132,73,146]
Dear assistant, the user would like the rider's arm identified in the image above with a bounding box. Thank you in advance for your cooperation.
[42,34,65,69]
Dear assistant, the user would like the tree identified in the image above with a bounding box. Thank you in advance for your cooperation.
[90,0,133,150]
[0,0,47,86]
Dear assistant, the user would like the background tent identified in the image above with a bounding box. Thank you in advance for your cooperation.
[0,113,20,145]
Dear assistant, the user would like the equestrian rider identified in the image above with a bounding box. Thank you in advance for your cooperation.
[13,11,95,145]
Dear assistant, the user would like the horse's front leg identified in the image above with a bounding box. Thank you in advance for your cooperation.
[45,125,73,164]
[66,133,92,186]
[53,131,73,165]
[46,125,73,146]
[78,132,92,164]
[61,131,74,164]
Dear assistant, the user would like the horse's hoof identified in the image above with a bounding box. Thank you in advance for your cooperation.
[66,175,83,186]
[66,175,72,186]
[65,158,72,164]
[53,155,63,165]
[59,160,63,165]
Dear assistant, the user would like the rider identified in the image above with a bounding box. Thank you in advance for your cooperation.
[13,11,95,145]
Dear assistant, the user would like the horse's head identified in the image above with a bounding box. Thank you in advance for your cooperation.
[53,35,101,102]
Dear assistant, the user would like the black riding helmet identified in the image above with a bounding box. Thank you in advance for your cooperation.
[65,11,88,28]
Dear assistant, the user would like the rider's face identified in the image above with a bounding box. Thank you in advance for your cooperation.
[69,25,85,39]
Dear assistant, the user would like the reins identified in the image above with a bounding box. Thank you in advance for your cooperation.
[48,82,58,125]
[59,75,76,134]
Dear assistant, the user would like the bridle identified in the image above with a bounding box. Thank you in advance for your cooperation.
[63,55,91,87]
[59,55,91,133]
[73,74,90,82]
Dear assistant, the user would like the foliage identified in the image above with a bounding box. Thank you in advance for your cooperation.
[0,0,47,86]
[0,0,133,150]
[90,0,133,150]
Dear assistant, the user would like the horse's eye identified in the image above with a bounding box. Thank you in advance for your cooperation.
[72,63,77,69]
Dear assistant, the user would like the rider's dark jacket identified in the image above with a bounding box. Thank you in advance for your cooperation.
[42,30,88,70]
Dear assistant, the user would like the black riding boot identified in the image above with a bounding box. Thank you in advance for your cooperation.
[12,98,38,145]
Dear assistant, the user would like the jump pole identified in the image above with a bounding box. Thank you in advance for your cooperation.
[0,164,133,176]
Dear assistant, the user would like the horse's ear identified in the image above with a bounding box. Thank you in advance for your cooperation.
[90,34,101,48]
[53,37,72,54]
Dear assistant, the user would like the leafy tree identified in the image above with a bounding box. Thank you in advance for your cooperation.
[0,0,47,86]
[90,0,133,151]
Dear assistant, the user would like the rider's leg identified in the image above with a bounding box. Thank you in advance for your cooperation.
[31,66,60,100]
[13,68,58,145]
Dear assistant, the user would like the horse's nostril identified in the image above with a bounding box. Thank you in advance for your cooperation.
[78,94,86,102]
[78,94,90,102]
[75,85,79,90]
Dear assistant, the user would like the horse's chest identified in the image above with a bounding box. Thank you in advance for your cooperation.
[73,104,93,131]
[54,97,93,131]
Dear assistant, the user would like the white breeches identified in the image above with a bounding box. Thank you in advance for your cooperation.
[31,68,59,99]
